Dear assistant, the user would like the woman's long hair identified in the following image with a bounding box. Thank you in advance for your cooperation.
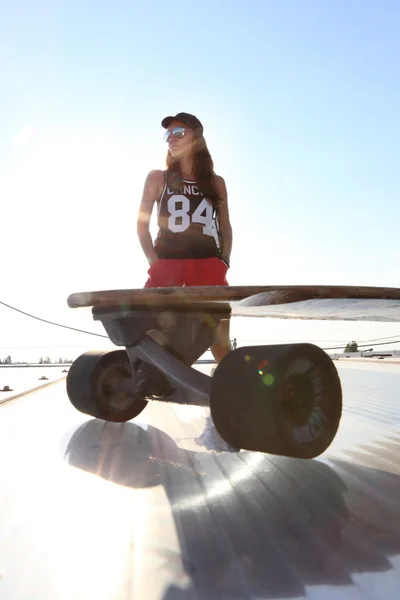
[165,134,221,209]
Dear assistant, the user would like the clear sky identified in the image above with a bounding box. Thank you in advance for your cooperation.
[1,0,400,362]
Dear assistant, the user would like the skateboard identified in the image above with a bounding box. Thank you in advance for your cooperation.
[66,284,400,459]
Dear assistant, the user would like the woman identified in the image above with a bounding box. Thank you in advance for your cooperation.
[137,112,233,363]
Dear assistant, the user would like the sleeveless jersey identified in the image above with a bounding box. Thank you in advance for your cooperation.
[154,174,221,259]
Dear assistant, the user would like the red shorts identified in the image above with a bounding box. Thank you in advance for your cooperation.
[144,257,229,288]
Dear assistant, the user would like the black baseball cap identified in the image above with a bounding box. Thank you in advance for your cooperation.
[161,112,204,135]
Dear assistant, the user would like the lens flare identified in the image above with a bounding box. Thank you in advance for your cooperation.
[262,373,275,386]
[257,358,269,372]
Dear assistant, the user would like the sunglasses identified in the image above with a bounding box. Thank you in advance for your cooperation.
[163,126,186,142]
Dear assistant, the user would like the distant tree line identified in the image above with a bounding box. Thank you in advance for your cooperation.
[39,357,72,364]
[1,356,72,364]
[0,355,12,364]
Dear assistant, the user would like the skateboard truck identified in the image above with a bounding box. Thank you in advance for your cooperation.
[66,298,343,459]
[66,303,227,420]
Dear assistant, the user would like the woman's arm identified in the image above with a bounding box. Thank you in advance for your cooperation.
[137,170,164,266]
[214,175,233,260]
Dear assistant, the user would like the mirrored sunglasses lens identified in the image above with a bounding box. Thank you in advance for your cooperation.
[172,127,185,138]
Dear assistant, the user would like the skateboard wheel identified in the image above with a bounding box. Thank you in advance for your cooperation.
[66,350,148,422]
[210,344,342,459]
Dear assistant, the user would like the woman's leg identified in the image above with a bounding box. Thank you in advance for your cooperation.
[194,258,232,363]
[211,318,231,363]
[145,257,232,362]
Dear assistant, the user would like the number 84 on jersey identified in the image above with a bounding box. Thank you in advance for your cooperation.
[167,195,215,236]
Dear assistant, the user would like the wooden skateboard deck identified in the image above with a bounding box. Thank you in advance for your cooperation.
[67,285,400,322]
